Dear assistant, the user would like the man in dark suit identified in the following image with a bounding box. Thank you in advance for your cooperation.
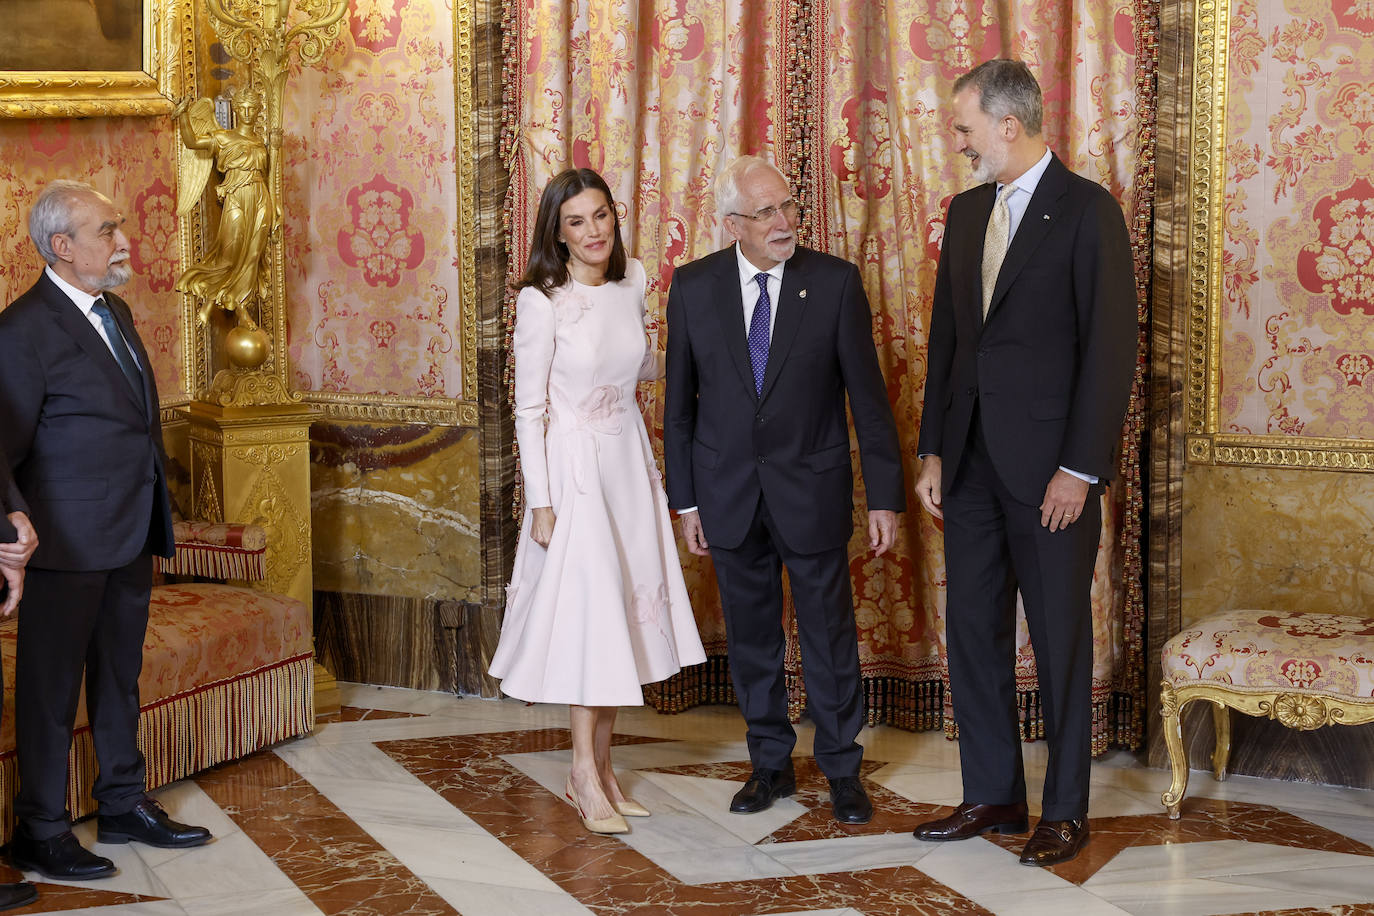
[665,156,905,825]
[911,60,1136,866]
[0,456,39,910]
[0,180,211,881]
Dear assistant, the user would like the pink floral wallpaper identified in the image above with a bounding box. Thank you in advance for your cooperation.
[0,117,187,402]
[1220,0,1374,439]
[282,0,461,399]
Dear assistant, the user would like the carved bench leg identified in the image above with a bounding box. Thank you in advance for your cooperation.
[1160,683,1189,819]
[1211,701,1231,781]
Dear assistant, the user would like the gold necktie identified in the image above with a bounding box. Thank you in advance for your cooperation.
[981,184,1015,319]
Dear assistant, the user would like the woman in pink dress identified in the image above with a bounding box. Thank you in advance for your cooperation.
[489,169,705,835]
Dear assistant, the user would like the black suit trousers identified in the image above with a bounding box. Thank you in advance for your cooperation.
[15,554,152,837]
[942,415,1100,821]
[710,496,864,778]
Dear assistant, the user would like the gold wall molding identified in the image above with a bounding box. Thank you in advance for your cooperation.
[300,392,478,427]
[1185,0,1374,473]
[0,0,190,118]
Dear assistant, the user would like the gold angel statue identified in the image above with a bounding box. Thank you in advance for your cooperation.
[174,89,281,329]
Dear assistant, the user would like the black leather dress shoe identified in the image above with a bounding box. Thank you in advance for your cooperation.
[729,761,796,813]
[8,825,116,880]
[827,776,873,824]
[97,799,212,849]
[912,801,1029,840]
[0,882,37,911]
[1019,817,1088,866]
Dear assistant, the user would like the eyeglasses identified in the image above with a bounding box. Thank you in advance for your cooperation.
[730,199,799,222]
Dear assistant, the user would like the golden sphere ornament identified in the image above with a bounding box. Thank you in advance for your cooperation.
[224,325,270,369]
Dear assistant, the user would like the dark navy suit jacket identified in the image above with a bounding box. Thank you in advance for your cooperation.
[0,272,174,571]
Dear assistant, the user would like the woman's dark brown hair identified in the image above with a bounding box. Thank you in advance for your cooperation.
[516,168,627,294]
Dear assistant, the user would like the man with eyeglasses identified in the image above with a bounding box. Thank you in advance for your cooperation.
[664,155,905,824]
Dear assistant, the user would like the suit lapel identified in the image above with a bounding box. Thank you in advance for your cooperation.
[985,155,1070,321]
[758,249,809,402]
[710,246,757,397]
[39,275,147,415]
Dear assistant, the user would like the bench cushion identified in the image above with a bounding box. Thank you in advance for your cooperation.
[2,582,312,751]
[1162,609,1374,698]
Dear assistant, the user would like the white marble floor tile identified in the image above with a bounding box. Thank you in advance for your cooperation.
[915,836,1071,907]
[275,733,429,782]
[360,820,563,893]
[43,902,189,916]
[649,843,796,884]
[758,831,930,875]
[1085,839,1372,884]
[424,877,594,916]
[868,764,968,808]
[1287,806,1374,848]
[146,830,298,900]
[1178,769,1374,818]
[638,770,806,845]
[1225,863,1374,898]
[1084,784,1170,819]
[176,887,323,916]
[976,886,1132,916]
[304,716,481,747]
[1082,876,1351,916]
[306,772,481,832]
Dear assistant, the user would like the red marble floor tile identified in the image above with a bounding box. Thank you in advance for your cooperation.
[194,752,460,916]
[1258,905,1374,915]
[380,729,990,916]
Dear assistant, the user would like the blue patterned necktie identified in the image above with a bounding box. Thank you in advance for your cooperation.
[91,297,143,397]
[747,272,771,394]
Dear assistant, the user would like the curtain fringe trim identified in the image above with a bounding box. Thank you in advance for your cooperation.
[0,654,314,841]
[647,654,1144,755]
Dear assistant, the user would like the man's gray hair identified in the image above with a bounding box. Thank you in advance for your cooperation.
[954,59,1044,137]
[716,155,789,218]
[29,179,98,266]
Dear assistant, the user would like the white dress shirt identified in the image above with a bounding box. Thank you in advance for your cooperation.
[45,265,142,369]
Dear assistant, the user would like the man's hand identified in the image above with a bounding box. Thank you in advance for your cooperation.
[1,565,23,617]
[914,456,943,519]
[867,509,898,556]
[679,510,710,556]
[529,507,556,547]
[0,511,38,570]
[1040,470,1089,532]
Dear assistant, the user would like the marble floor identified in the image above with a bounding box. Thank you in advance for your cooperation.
[5,684,1374,915]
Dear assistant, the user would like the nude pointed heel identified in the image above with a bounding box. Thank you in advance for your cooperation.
[565,783,629,834]
[614,799,650,818]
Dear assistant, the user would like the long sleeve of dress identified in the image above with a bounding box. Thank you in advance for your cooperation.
[513,286,557,508]
[630,261,664,381]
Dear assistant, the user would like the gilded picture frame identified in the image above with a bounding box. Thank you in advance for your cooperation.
[1185,0,1374,473]
[0,0,184,119]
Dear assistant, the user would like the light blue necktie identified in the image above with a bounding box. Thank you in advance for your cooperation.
[91,297,143,398]
[747,273,771,394]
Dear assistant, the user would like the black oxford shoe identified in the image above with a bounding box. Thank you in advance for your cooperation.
[97,798,212,849]
[827,776,873,824]
[0,881,37,911]
[913,801,1030,841]
[1019,817,1089,866]
[729,760,797,813]
[8,825,116,880]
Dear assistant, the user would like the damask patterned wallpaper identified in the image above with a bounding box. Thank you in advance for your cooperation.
[0,117,186,402]
[1219,0,1374,438]
[283,0,461,401]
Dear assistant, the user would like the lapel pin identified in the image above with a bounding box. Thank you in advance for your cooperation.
[1042,214,1050,220]
[799,289,807,298]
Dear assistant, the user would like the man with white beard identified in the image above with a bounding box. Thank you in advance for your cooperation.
[0,181,210,884]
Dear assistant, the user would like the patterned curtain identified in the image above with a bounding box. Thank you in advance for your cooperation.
[504,0,1156,750]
